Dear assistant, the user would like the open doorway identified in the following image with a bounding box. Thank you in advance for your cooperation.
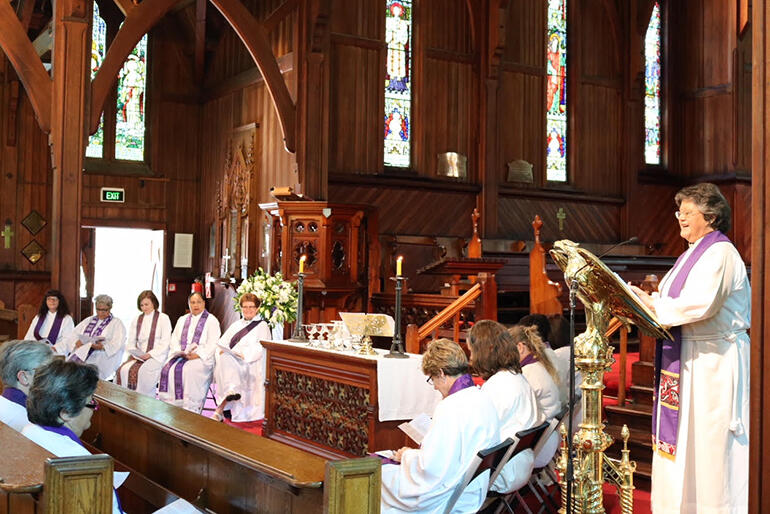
[82,227,164,325]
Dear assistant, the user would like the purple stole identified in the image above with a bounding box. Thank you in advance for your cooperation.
[447,374,475,395]
[1,387,27,407]
[652,230,732,458]
[116,311,159,390]
[34,313,64,344]
[70,315,113,363]
[159,311,209,400]
[520,354,537,368]
[228,319,264,349]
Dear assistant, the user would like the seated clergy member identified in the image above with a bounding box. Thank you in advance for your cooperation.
[24,289,75,348]
[510,324,562,467]
[21,360,123,513]
[468,320,542,494]
[519,313,571,407]
[61,294,127,380]
[158,292,221,413]
[381,338,501,514]
[0,340,54,431]
[116,291,172,397]
[211,293,272,422]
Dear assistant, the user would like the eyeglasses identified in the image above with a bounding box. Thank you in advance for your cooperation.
[241,305,258,310]
[95,307,110,312]
[426,376,434,385]
[674,210,701,220]
[84,400,99,411]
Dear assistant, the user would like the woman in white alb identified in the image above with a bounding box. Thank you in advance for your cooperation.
[24,290,75,349]
[116,290,172,397]
[632,183,750,514]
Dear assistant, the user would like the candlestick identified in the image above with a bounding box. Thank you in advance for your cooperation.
[299,254,306,274]
[396,255,403,276]
[385,275,408,358]
[289,272,308,342]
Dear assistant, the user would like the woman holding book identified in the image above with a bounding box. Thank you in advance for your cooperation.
[158,291,221,412]
[116,290,172,397]
[24,290,75,348]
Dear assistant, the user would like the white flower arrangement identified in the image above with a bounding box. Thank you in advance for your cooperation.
[234,268,299,328]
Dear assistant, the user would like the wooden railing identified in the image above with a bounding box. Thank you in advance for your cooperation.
[405,283,481,353]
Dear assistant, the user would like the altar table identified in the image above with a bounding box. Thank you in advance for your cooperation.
[262,340,441,460]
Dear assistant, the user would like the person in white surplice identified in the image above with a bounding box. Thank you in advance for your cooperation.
[380,338,501,514]
[158,292,221,413]
[115,290,172,398]
[60,294,127,380]
[467,320,542,495]
[631,183,750,514]
[24,289,75,349]
[0,340,54,432]
[211,292,272,422]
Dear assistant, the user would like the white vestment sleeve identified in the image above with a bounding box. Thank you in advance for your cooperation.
[24,315,39,340]
[147,313,173,362]
[194,316,221,366]
[241,322,271,363]
[102,318,126,358]
[127,316,140,353]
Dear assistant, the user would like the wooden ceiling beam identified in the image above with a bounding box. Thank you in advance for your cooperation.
[264,0,298,33]
[0,0,52,131]
[112,0,137,16]
[209,0,296,152]
[16,0,37,32]
[90,0,182,134]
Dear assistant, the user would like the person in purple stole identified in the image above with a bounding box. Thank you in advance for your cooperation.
[61,294,127,380]
[116,290,172,398]
[24,289,75,350]
[211,293,272,422]
[467,320,541,495]
[21,360,123,513]
[380,338,501,514]
[158,292,221,413]
[631,183,750,514]
[0,340,54,431]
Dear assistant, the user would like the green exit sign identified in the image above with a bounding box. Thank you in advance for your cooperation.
[100,187,125,203]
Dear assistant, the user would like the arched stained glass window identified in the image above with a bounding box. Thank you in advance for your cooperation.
[86,3,107,159]
[644,2,662,165]
[384,0,412,168]
[546,0,568,182]
[115,35,148,161]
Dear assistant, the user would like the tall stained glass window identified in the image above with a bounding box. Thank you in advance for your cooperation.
[86,3,107,159]
[115,34,148,160]
[546,0,568,182]
[644,2,662,165]
[384,0,412,168]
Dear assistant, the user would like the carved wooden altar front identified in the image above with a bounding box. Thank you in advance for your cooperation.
[260,201,380,324]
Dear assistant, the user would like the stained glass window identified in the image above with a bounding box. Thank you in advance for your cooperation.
[86,3,107,159]
[384,0,412,168]
[546,0,568,182]
[644,2,662,165]
[115,34,148,161]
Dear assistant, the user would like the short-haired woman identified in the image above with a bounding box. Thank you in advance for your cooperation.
[116,291,172,397]
[468,320,541,494]
[0,339,54,431]
[158,292,221,413]
[631,182,750,512]
[381,338,500,513]
[61,294,127,380]
[21,360,123,513]
[211,292,272,422]
[25,290,74,349]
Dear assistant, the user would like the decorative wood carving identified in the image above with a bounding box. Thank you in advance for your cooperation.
[217,124,256,218]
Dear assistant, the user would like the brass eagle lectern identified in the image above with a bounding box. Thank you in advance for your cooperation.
[549,240,671,514]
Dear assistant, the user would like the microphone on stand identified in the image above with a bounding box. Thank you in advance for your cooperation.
[564,235,638,514]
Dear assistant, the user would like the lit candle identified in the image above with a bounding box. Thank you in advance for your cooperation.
[396,255,403,277]
[299,254,306,273]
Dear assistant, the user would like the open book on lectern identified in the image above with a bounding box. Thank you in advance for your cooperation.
[549,239,673,341]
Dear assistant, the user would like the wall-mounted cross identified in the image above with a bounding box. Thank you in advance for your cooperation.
[222,248,231,275]
[556,208,567,231]
[1,221,13,249]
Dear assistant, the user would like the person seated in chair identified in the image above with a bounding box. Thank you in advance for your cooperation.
[61,294,127,380]
[380,338,501,513]
[24,290,75,348]
[211,293,272,422]
[468,320,542,494]
[519,313,571,408]
[158,292,221,413]
[0,340,54,431]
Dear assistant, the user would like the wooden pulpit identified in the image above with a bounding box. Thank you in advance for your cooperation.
[260,202,380,324]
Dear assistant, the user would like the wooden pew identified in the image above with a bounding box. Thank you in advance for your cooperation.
[0,422,114,514]
[84,381,380,513]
